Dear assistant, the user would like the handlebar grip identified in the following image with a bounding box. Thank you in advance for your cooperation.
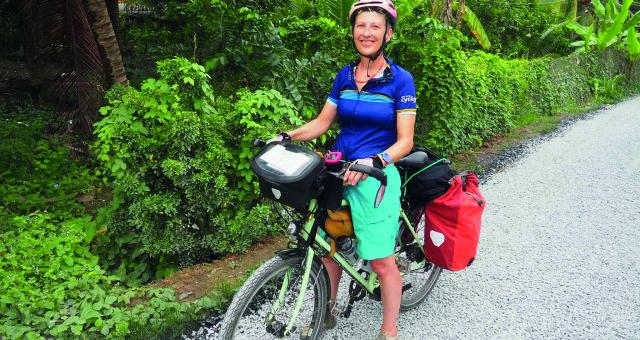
[253,139,266,147]
[349,164,387,186]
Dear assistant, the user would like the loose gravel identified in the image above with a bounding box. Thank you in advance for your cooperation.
[188,96,640,340]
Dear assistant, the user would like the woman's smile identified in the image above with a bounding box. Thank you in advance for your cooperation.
[353,11,390,56]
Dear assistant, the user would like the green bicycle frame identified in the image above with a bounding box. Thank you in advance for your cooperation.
[277,198,425,336]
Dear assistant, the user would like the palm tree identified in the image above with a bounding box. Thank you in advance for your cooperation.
[22,0,127,137]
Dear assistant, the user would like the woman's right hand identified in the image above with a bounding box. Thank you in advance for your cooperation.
[343,158,374,185]
[266,132,291,144]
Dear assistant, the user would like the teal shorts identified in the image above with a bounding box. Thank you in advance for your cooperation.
[344,164,401,260]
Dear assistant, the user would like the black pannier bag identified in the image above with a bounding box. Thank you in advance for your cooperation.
[251,142,326,209]
[400,147,457,206]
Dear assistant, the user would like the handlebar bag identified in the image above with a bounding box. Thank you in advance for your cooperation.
[424,172,485,271]
[251,142,325,209]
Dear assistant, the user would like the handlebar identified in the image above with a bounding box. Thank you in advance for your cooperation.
[349,164,387,186]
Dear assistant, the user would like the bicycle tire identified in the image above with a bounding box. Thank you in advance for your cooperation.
[218,252,329,340]
[398,208,442,312]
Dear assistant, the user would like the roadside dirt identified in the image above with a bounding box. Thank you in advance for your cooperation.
[151,235,289,302]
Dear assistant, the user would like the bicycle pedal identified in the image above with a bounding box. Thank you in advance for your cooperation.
[330,304,344,318]
[396,257,411,276]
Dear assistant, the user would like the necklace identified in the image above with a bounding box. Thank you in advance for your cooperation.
[355,61,386,84]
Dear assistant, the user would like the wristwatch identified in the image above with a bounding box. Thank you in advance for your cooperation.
[371,152,392,169]
[378,152,393,166]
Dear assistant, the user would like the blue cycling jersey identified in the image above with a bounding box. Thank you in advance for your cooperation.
[327,58,417,161]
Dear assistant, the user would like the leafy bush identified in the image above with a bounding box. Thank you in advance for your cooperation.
[390,16,635,155]
[93,57,301,281]
[0,213,212,339]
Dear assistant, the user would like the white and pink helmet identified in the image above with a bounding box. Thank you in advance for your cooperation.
[348,0,398,29]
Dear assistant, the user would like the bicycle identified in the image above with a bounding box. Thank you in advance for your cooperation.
[218,141,442,339]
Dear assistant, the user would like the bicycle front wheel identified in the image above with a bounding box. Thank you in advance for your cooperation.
[398,207,443,312]
[218,251,329,340]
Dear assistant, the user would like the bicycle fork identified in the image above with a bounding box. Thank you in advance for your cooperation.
[266,247,316,337]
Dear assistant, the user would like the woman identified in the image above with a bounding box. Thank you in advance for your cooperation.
[272,1,417,338]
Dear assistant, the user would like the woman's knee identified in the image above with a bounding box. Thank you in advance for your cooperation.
[369,257,398,277]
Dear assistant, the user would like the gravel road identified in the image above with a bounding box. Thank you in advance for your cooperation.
[190,97,640,339]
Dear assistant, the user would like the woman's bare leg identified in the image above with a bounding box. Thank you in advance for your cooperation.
[370,256,402,337]
[321,257,343,303]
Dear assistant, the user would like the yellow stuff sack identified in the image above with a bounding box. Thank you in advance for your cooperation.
[325,208,354,256]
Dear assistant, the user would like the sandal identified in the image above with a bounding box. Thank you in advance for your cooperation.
[376,330,399,340]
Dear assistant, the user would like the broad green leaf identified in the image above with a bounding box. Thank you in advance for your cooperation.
[461,5,491,49]
[627,26,640,61]
[622,10,640,31]
[598,0,632,48]
[592,0,606,19]
[396,0,421,19]
[566,21,591,37]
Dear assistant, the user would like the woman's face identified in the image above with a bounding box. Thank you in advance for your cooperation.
[353,11,393,57]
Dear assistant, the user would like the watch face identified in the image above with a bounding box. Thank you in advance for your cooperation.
[382,152,392,163]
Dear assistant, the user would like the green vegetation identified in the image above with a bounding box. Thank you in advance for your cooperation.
[2,0,640,338]
[93,58,300,279]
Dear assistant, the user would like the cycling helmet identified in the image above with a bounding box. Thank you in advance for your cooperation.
[348,0,397,61]
[348,0,397,30]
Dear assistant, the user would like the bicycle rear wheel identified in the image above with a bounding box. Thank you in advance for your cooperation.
[218,252,329,340]
[398,207,442,311]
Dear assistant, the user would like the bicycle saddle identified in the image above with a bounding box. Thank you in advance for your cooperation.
[395,151,428,168]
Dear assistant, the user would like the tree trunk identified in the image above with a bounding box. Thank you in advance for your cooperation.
[104,0,122,50]
[84,0,128,86]
[456,0,465,30]
[443,0,454,26]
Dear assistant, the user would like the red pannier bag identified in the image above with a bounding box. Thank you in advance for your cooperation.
[424,172,485,271]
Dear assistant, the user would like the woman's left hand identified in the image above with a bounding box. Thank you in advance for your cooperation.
[344,158,374,185]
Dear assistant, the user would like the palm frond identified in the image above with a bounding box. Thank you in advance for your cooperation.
[23,0,106,137]
[461,5,491,49]
[318,0,355,28]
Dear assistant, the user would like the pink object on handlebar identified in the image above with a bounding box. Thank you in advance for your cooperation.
[324,151,343,164]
